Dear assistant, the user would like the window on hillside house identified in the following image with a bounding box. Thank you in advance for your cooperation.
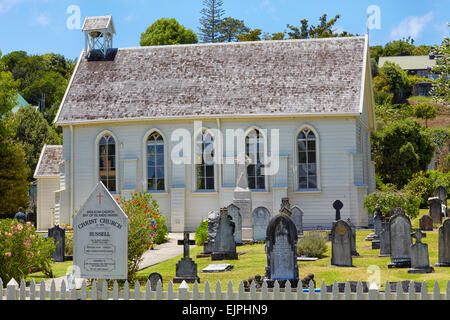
[297,129,317,189]
[147,132,165,191]
[99,135,116,192]
[246,129,265,190]
[196,130,215,190]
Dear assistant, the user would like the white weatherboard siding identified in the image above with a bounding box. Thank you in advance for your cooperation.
[36,177,60,231]
[62,115,370,230]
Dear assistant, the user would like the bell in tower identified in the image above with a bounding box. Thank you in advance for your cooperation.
[82,15,116,60]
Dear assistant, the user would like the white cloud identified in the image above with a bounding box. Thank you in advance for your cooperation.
[36,13,50,26]
[390,12,434,40]
[0,0,23,13]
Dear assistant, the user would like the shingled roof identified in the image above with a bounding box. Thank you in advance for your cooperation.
[34,145,63,178]
[55,36,369,125]
[81,15,114,32]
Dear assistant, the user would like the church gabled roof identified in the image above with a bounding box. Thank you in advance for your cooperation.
[55,35,370,125]
[33,145,63,178]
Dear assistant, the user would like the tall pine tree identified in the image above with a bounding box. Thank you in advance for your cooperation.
[199,0,225,43]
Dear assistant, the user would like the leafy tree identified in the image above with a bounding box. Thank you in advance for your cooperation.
[3,106,61,181]
[262,32,285,41]
[370,45,384,62]
[0,69,19,116]
[0,141,29,214]
[371,118,436,189]
[373,61,410,102]
[430,37,450,102]
[199,0,225,43]
[382,39,415,56]
[413,45,431,56]
[217,17,250,42]
[414,103,437,127]
[236,29,262,42]
[140,18,198,46]
[286,14,349,40]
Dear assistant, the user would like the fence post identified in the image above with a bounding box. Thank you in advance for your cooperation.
[433,281,440,300]
[368,282,378,300]
[408,281,415,300]
[134,280,141,300]
[145,280,151,300]
[29,279,36,300]
[319,280,327,301]
[39,279,46,300]
[384,281,391,300]
[344,281,351,300]
[203,280,210,300]
[308,280,315,301]
[19,279,26,300]
[227,281,234,300]
[193,281,199,300]
[215,280,222,300]
[50,280,56,300]
[6,278,18,300]
[178,281,189,300]
[332,280,338,300]
[420,281,428,301]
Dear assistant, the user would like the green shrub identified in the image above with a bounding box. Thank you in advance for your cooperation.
[297,232,328,258]
[364,186,421,218]
[402,171,435,208]
[195,219,208,246]
[0,219,55,283]
[115,192,169,282]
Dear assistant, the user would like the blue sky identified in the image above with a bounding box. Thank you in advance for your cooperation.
[0,0,448,59]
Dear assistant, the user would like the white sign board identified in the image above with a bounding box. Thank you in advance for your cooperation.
[74,182,128,279]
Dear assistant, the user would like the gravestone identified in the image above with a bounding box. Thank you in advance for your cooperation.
[234,153,253,241]
[329,200,344,241]
[174,232,200,283]
[330,220,354,267]
[48,225,65,262]
[252,207,271,241]
[201,264,233,273]
[148,272,163,291]
[227,204,242,245]
[436,219,450,267]
[211,208,238,260]
[333,200,344,221]
[419,215,433,231]
[264,213,299,288]
[379,221,391,257]
[408,229,434,273]
[372,206,383,249]
[429,197,443,224]
[347,218,359,256]
[73,181,128,279]
[202,211,219,254]
[388,209,412,268]
[280,198,291,212]
[290,207,304,237]
[434,186,448,218]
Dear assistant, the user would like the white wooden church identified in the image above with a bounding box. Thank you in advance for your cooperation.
[35,15,376,232]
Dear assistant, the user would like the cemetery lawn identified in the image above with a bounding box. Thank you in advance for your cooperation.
[136,210,450,292]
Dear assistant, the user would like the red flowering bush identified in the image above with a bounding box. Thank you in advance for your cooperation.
[115,192,168,281]
[0,219,55,283]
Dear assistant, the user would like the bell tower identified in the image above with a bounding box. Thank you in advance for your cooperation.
[82,15,116,59]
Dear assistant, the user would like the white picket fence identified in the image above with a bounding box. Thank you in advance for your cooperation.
[2,278,450,300]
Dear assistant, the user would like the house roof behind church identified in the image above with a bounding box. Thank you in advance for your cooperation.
[34,145,63,178]
[55,36,368,125]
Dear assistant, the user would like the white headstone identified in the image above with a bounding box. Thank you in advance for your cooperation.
[73,181,128,279]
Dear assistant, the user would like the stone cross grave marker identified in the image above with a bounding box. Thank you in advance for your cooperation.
[331,220,354,267]
[48,225,65,262]
[212,208,238,260]
[419,215,433,231]
[174,232,199,283]
[73,181,128,280]
[333,200,344,221]
[436,219,450,267]
[408,228,434,274]
[388,209,412,268]
[264,213,299,288]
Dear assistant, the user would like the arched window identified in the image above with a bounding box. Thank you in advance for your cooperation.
[297,129,317,189]
[99,134,116,192]
[246,129,265,190]
[147,132,165,191]
[196,130,215,190]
